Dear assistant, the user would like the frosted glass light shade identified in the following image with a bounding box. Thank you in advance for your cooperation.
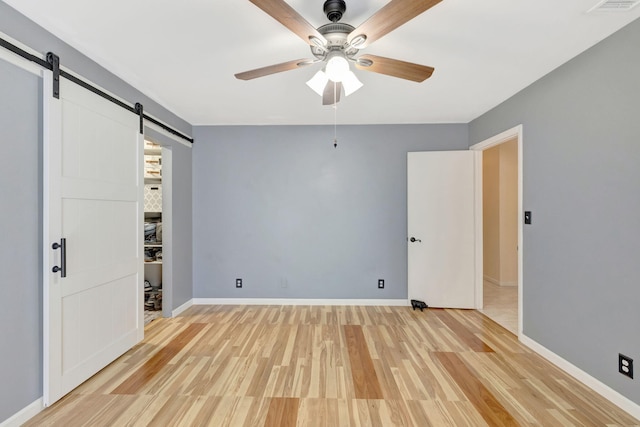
[306,70,329,96]
[342,71,363,96]
[325,56,349,82]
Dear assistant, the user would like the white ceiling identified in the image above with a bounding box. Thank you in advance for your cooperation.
[5,0,640,125]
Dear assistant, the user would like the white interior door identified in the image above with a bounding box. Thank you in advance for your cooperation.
[407,151,477,308]
[43,74,144,405]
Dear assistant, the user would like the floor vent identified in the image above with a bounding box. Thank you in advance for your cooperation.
[588,0,640,12]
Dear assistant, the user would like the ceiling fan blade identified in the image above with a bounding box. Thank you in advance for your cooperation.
[355,54,434,82]
[249,0,327,47]
[235,59,314,80]
[322,82,342,105]
[347,0,442,49]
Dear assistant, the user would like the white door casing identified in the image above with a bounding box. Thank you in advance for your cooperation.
[43,73,144,405]
[407,151,477,309]
[471,124,524,335]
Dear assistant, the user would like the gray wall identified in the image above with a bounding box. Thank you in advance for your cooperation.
[192,124,468,299]
[469,19,640,403]
[0,3,193,422]
[169,140,194,309]
[0,59,42,421]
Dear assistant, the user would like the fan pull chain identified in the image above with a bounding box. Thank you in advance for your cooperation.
[333,82,338,148]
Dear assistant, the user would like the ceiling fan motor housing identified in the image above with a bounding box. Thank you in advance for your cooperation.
[324,0,346,22]
[311,22,357,60]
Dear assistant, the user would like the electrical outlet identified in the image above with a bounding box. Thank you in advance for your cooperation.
[619,354,633,379]
[378,279,384,289]
[236,278,242,288]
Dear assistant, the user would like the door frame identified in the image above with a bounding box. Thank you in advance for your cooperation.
[470,124,523,336]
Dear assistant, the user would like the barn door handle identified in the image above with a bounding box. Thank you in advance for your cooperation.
[409,237,421,243]
[52,238,66,277]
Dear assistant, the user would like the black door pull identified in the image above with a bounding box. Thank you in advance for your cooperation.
[52,238,66,277]
[409,237,422,243]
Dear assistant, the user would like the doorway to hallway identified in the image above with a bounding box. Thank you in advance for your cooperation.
[471,126,523,335]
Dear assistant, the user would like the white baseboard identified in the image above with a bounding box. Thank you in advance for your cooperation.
[483,275,517,287]
[192,298,409,307]
[172,299,194,317]
[483,275,500,285]
[0,398,43,427]
[520,334,640,420]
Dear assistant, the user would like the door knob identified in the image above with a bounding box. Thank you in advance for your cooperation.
[409,237,421,243]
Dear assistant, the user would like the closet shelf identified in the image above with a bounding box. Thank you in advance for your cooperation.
[145,261,163,265]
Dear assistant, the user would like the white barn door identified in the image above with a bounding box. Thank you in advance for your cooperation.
[407,151,478,309]
[43,74,144,405]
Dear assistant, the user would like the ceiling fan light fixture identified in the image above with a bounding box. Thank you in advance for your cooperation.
[325,53,350,82]
[342,70,363,96]
[306,70,329,96]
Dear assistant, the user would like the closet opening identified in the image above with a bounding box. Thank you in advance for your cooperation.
[143,138,170,324]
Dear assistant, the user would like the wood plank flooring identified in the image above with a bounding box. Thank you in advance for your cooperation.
[26,305,639,426]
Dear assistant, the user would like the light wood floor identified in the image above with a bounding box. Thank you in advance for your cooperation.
[480,281,518,335]
[26,305,639,426]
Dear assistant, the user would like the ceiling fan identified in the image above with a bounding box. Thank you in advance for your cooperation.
[235,0,441,105]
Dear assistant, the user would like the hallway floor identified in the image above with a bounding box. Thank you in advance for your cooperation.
[479,280,518,335]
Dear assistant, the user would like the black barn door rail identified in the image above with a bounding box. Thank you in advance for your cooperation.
[0,36,194,144]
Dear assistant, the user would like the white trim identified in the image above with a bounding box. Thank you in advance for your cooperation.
[483,275,517,287]
[520,334,640,420]
[483,275,500,286]
[0,398,43,427]
[470,124,524,336]
[42,71,60,406]
[473,151,483,309]
[193,298,409,307]
[471,125,524,151]
[0,31,44,76]
[172,299,194,317]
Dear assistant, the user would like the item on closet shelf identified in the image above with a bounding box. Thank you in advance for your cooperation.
[144,155,162,178]
[145,155,161,167]
[144,280,152,292]
[144,222,157,242]
[144,185,162,212]
[155,251,162,261]
[144,291,162,311]
[144,250,154,262]
[144,169,161,179]
[155,223,162,242]
[144,140,161,150]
